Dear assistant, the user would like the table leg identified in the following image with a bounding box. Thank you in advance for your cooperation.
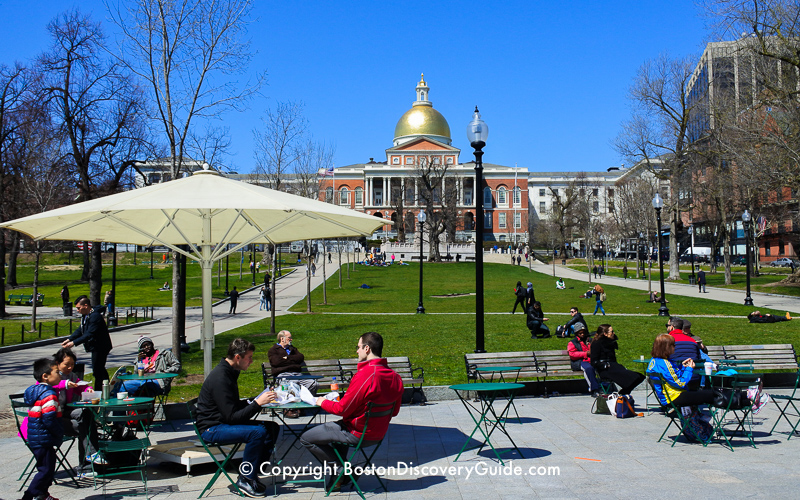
[478,392,524,460]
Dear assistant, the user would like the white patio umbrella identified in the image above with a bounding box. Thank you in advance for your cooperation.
[0,165,387,376]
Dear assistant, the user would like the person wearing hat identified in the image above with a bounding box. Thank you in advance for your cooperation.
[567,324,601,396]
[115,336,181,396]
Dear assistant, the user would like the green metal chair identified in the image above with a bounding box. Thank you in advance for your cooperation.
[92,400,154,498]
[9,393,78,491]
[769,369,800,440]
[186,403,245,498]
[326,401,397,499]
[646,373,709,447]
[711,373,758,451]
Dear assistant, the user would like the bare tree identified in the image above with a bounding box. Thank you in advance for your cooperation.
[294,138,334,200]
[416,156,460,261]
[253,101,307,191]
[614,175,658,278]
[0,63,33,317]
[38,10,145,305]
[546,183,579,258]
[615,54,700,280]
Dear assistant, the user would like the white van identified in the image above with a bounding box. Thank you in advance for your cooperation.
[681,247,712,262]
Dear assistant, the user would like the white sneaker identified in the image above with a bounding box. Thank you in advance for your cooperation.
[86,452,107,465]
[752,392,770,415]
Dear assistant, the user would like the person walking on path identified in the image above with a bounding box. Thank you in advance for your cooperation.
[622,265,628,280]
[229,286,239,314]
[697,269,707,293]
[62,295,113,390]
[259,286,268,311]
[311,262,317,277]
[592,265,598,279]
[60,285,69,307]
[592,285,606,315]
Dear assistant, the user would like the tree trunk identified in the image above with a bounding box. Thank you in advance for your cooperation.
[0,228,7,318]
[81,244,90,281]
[668,208,681,280]
[723,229,732,285]
[31,244,40,332]
[7,232,19,287]
[89,244,103,306]
[171,251,183,357]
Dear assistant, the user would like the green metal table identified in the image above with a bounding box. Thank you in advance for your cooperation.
[691,367,762,450]
[450,383,525,464]
[117,372,179,423]
[262,401,320,464]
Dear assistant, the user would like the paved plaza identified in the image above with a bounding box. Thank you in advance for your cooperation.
[1,388,798,499]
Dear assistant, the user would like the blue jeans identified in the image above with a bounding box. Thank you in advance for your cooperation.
[201,422,277,480]
[116,379,162,396]
[594,300,605,315]
[259,297,267,310]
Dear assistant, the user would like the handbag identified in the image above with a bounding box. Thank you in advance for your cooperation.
[683,411,713,443]
[712,388,748,409]
[612,393,643,418]
[591,394,611,415]
[600,292,607,302]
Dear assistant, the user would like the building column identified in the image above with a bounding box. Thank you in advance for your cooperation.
[384,177,389,206]
[414,179,419,207]
[401,178,405,206]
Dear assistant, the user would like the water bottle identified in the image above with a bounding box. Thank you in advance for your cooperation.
[137,360,144,376]
[330,377,339,401]
[102,380,110,400]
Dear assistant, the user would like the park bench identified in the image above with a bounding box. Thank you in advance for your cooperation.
[339,356,425,403]
[464,351,545,383]
[5,294,25,305]
[706,344,799,372]
[261,358,349,395]
[465,350,584,395]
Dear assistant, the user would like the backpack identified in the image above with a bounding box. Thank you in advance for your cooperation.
[515,287,526,298]
[600,292,607,302]
[683,411,713,443]
[612,394,642,418]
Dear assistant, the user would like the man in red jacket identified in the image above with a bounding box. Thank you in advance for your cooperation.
[300,332,403,490]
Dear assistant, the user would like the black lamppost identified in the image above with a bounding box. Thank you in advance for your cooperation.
[652,193,669,316]
[224,253,230,296]
[468,107,488,353]
[688,225,696,285]
[742,209,754,306]
[416,210,426,314]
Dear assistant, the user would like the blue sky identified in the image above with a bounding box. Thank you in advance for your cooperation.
[0,0,712,173]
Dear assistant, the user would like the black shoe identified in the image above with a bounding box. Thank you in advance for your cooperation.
[236,476,267,497]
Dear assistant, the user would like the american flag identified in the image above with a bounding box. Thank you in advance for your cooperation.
[757,216,767,233]
[320,165,334,177]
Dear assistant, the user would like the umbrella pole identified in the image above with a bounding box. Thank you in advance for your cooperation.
[202,256,214,377]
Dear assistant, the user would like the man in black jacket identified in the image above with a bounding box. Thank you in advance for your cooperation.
[196,338,278,498]
[560,306,586,338]
[62,295,113,390]
[268,330,319,395]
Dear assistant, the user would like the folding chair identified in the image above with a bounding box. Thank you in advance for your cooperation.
[712,373,758,450]
[327,401,396,500]
[92,401,154,498]
[186,403,245,498]
[769,370,800,440]
[646,373,707,447]
[9,393,79,491]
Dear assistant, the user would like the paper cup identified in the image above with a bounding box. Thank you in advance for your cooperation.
[640,355,645,361]
[117,392,128,400]
[91,398,100,404]
[704,362,713,376]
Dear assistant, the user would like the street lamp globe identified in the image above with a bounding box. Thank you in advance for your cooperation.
[742,209,751,223]
[418,210,427,224]
[466,106,489,146]
[652,192,664,209]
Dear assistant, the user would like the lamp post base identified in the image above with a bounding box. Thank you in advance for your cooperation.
[416,304,425,314]
[744,296,754,306]
[658,303,670,316]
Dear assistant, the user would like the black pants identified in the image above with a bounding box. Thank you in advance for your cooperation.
[598,363,645,395]
[92,348,110,391]
[512,297,526,313]
[229,300,238,314]
[300,421,379,472]
[671,390,716,407]
[27,446,56,498]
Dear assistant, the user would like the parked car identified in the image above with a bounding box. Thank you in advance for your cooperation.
[770,257,796,267]
[731,256,747,265]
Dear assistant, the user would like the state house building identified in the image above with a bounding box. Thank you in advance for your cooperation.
[318,75,529,244]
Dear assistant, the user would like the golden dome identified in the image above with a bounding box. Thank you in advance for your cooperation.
[394,106,451,141]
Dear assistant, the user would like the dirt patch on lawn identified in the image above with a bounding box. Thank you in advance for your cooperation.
[173,373,204,387]
[431,293,475,298]
[44,265,82,271]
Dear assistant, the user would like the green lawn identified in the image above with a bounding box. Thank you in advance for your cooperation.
[167,261,798,402]
[4,252,296,309]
